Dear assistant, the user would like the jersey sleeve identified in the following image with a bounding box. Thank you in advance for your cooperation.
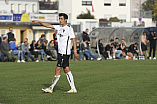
[53,25,60,31]
[70,27,75,39]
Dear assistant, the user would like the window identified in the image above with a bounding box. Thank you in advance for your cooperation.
[11,4,14,11]
[32,4,37,13]
[25,4,29,13]
[1,30,7,38]
[18,4,21,13]
[82,1,92,6]
[119,0,126,6]
[104,0,111,6]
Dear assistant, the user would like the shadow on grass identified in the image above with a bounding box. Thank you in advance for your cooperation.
[42,84,67,92]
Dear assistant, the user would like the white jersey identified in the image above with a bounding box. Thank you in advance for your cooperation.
[54,25,75,55]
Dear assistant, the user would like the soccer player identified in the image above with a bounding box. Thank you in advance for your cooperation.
[32,13,79,93]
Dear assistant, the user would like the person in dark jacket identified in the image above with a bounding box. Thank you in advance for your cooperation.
[149,31,157,59]
[29,40,39,62]
[1,35,15,61]
[71,41,82,60]
[7,27,14,43]
[82,29,90,47]
[127,42,139,59]
[98,39,108,59]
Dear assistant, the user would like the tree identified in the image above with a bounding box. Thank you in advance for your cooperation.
[142,0,154,11]
[77,9,95,19]
[109,17,120,22]
[153,0,157,21]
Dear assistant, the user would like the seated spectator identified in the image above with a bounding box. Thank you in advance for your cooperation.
[105,39,115,59]
[113,38,122,59]
[71,41,82,60]
[120,39,127,56]
[48,40,57,60]
[35,40,50,61]
[1,35,15,62]
[98,39,108,59]
[127,42,139,59]
[81,40,101,61]
[10,38,25,63]
[0,52,5,62]
[39,34,46,44]
[29,40,39,62]
[21,41,35,62]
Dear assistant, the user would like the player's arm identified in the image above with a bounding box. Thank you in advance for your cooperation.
[32,20,54,29]
[72,38,79,59]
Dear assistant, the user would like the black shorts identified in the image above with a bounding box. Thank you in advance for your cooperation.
[141,43,147,51]
[57,54,70,69]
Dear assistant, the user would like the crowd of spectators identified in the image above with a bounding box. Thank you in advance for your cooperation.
[0,27,58,62]
[70,29,157,61]
[0,27,156,62]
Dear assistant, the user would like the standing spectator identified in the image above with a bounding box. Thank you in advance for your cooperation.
[48,40,57,60]
[82,29,90,46]
[71,41,82,60]
[29,40,39,62]
[141,31,149,59]
[120,39,127,56]
[7,27,14,43]
[113,38,122,59]
[81,40,101,61]
[105,39,115,59]
[10,38,25,63]
[127,42,139,59]
[149,31,157,59]
[53,30,58,50]
[1,35,15,62]
[35,40,50,61]
[98,39,108,59]
[39,34,46,44]
[21,41,35,62]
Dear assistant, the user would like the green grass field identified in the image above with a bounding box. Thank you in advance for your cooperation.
[0,60,157,104]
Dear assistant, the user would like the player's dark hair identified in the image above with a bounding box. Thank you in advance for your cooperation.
[115,38,119,40]
[41,34,45,38]
[59,13,68,19]
[9,27,12,30]
[13,38,16,41]
[134,42,138,45]
[110,39,114,42]
[121,39,124,40]
[3,37,7,40]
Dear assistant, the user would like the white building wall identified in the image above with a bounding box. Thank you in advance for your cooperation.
[0,0,39,14]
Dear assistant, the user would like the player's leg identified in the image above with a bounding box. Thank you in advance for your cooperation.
[64,67,77,93]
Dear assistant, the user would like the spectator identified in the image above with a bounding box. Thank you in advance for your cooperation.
[53,30,58,50]
[98,39,108,59]
[81,40,101,61]
[39,34,46,44]
[120,39,127,56]
[29,40,39,62]
[10,38,25,63]
[21,41,35,62]
[105,39,115,59]
[48,40,57,60]
[71,41,82,60]
[149,31,157,60]
[1,35,15,62]
[0,52,5,62]
[82,29,90,46]
[35,40,50,61]
[127,42,139,59]
[141,31,149,59]
[113,38,122,59]
[43,40,53,60]
[7,27,14,43]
